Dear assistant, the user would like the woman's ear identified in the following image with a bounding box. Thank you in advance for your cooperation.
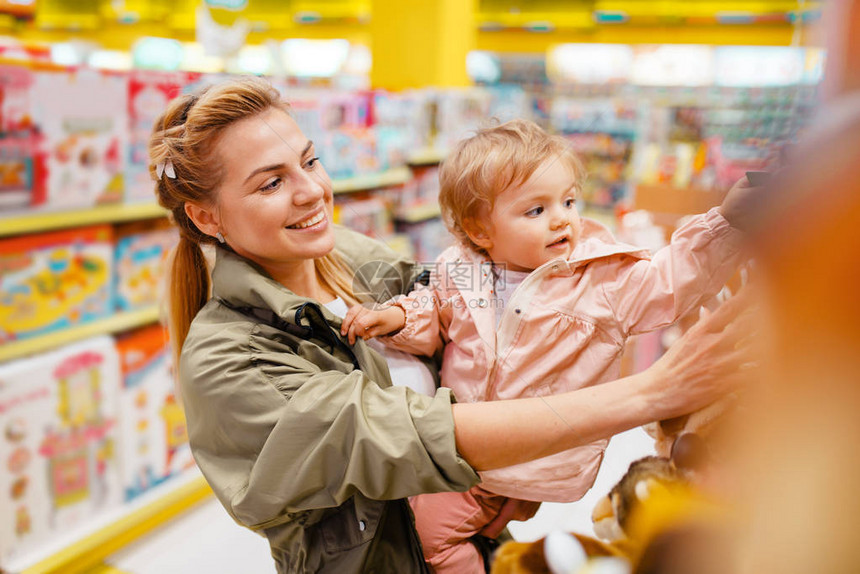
[184,202,220,240]
[463,217,493,250]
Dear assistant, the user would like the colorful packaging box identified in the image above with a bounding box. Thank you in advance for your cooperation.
[0,336,122,568]
[30,68,128,210]
[0,225,114,342]
[126,71,198,204]
[115,325,193,501]
[114,220,178,312]
[0,64,47,214]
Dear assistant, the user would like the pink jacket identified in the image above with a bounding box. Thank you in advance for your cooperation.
[383,208,745,502]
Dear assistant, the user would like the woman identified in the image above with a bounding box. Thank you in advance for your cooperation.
[149,77,751,573]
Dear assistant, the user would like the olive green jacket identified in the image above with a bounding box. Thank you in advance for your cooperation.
[179,226,479,573]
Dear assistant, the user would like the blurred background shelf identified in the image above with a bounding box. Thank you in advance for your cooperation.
[396,203,442,224]
[406,148,447,166]
[0,305,161,363]
[332,167,412,194]
[0,203,169,238]
[14,473,211,574]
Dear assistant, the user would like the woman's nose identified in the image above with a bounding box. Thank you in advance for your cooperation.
[293,170,327,204]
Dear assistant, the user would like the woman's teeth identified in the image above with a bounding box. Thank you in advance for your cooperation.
[288,211,324,229]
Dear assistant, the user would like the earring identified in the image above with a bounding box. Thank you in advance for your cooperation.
[216,231,225,244]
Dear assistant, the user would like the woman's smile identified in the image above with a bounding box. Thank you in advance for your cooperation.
[287,210,327,230]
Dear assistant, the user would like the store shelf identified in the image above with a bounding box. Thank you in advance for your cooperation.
[13,472,212,574]
[407,148,447,166]
[332,167,411,194]
[0,306,161,363]
[396,203,442,224]
[0,169,411,237]
[0,203,169,238]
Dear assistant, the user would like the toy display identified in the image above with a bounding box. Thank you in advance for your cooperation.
[0,336,122,568]
[287,89,377,179]
[126,71,197,203]
[395,217,450,263]
[0,64,46,213]
[30,68,127,210]
[114,220,178,312]
[115,325,193,501]
[0,225,114,342]
[333,195,392,239]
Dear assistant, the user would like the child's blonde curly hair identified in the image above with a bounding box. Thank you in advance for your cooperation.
[438,119,585,254]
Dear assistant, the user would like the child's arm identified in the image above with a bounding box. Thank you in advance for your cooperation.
[606,176,758,335]
[341,304,406,345]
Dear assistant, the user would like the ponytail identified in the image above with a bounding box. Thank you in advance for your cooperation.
[167,235,211,368]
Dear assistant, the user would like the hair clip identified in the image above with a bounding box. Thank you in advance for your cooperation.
[156,159,176,180]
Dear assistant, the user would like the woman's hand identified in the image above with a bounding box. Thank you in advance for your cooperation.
[341,304,407,345]
[648,287,759,419]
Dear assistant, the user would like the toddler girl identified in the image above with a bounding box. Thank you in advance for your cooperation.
[341,119,752,572]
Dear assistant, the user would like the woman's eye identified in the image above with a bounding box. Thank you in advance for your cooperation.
[259,177,282,193]
[525,206,543,217]
[305,156,321,170]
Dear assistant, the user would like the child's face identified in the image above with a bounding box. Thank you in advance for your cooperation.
[478,159,581,272]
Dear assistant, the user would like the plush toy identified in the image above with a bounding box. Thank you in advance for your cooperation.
[643,394,739,462]
[490,529,630,574]
[491,401,740,574]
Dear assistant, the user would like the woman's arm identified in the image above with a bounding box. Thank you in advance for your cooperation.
[453,290,754,471]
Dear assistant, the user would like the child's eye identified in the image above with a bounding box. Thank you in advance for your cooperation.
[259,177,282,193]
[525,206,543,217]
[564,198,576,208]
[304,156,321,170]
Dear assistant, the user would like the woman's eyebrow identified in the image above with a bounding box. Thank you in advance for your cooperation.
[243,163,285,184]
[242,141,314,184]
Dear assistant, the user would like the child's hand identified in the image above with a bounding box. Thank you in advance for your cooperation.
[341,304,406,345]
[718,174,768,232]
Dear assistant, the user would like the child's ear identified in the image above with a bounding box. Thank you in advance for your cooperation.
[463,217,493,250]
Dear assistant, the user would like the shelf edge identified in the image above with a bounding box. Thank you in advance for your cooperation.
[0,306,162,363]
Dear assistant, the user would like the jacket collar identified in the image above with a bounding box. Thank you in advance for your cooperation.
[212,247,314,326]
[568,218,651,267]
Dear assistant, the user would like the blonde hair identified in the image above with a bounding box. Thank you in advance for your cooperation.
[438,119,585,254]
[149,77,357,366]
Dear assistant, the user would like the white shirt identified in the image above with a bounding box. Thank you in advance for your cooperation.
[324,297,437,396]
[493,266,531,327]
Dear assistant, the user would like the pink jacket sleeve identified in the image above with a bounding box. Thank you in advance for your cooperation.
[602,207,746,335]
[379,265,453,358]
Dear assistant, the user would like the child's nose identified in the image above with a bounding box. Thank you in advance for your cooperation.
[550,209,569,229]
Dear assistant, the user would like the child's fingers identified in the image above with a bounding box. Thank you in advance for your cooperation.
[348,321,359,345]
[341,306,362,335]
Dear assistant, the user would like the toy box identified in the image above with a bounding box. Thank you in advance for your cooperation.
[0,64,46,214]
[115,325,193,501]
[126,71,197,204]
[30,68,128,209]
[0,225,114,342]
[0,336,122,568]
[333,195,392,239]
[114,220,178,312]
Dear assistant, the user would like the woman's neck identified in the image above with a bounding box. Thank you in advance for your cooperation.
[269,259,335,303]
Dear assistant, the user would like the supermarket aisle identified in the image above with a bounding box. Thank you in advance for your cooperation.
[103,427,652,573]
[105,496,276,574]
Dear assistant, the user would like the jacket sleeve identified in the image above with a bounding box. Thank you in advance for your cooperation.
[379,282,450,357]
[602,207,746,336]
[179,313,478,531]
